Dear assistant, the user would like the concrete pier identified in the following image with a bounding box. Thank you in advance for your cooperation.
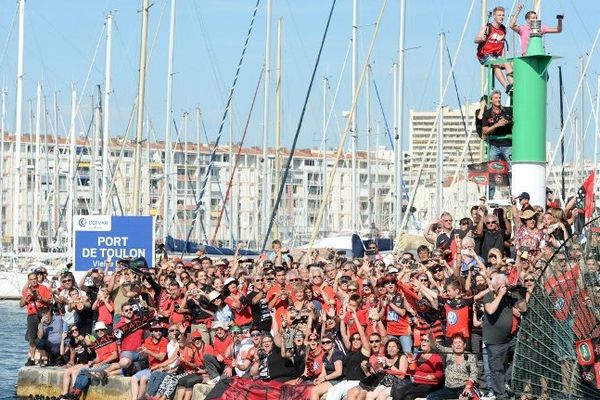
[16,367,215,400]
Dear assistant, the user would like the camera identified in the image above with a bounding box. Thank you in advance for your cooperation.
[557,14,564,20]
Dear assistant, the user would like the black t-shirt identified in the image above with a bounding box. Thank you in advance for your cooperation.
[258,346,302,381]
[482,106,512,146]
[246,291,272,332]
[323,350,344,375]
[344,350,368,380]
[71,338,92,364]
[479,228,505,259]
[482,290,519,344]
[186,298,212,323]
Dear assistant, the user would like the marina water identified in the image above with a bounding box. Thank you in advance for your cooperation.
[0,301,27,400]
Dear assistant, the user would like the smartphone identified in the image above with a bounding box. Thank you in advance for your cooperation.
[461,249,471,255]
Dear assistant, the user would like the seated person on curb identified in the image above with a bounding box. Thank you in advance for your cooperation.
[61,325,94,395]
[509,3,563,56]
[475,6,513,93]
[60,321,119,400]
[36,307,67,366]
[130,321,168,400]
[105,302,145,376]
[202,321,234,383]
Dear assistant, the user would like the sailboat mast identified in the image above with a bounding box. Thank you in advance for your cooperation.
[101,13,113,215]
[67,88,77,251]
[274,17,282,240]
[0,89,6,238]
[195,107,201,243]
[595,75,599,182]
[351,0,358,232]
[32,83,42,251]
[12,0,25,254]
[163,0,176,242]
[579,56,585,183]
[436,33,444,217]
[228,106,233,245]
[395,0,406,233]
[322,77,329,234]
[261,0,272,239]
[132,0,150,215]
[366,65,372,231]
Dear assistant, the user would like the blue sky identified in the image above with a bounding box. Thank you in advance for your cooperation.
[0,0,599,165]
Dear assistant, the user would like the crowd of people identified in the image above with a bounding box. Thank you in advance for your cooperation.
[20,185,600,400]
[18,4,600,400]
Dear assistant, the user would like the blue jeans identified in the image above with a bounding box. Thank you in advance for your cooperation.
[426,386,464,400]
[488,144,512,199]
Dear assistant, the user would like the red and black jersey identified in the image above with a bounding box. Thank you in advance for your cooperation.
[443,297,473,338]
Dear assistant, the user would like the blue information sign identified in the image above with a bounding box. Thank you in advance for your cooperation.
[73,215,155,271]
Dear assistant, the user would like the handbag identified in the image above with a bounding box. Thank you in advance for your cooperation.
[358,371,385,391]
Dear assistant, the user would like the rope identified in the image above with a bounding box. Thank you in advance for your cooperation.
[259,0,339,252]
[306,0,389,251]
[180,0,261,256]
[444,43,474,164]
[372,78,395,149]
[212,68,264,244]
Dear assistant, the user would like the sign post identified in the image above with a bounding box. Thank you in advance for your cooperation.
[73,215,155,271]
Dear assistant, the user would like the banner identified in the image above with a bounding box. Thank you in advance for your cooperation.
[73,215,155,271]
[467,160,510,186]
[205,377,312,400]
[576,339,596,366]
[90,312,155,350]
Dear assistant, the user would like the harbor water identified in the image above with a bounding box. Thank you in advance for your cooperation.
[0,301,28,400]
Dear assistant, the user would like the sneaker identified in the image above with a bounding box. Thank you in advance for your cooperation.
[206,377,220,385]
[25,358,35,366]
[481,392,496,400]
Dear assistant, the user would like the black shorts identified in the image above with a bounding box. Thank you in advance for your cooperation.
[26,314,39,345]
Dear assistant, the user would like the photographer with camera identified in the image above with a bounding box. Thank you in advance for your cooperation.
[20,272,53,366]
[482,273,527,400]
[482,90,512,200]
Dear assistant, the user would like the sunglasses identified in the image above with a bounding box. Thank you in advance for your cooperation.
[524,278,535,282]
[150,328,162,332]
[62,279,73,283]
[351,336,361,341]
[460,222,470,225]
[385,280,396,285]
[308,337,319,342]
[70,329,79,333]
[251,332,261,337]
[369,339,381,344]
[168,329,179,333]
[419,279,428,283]
[254,279,264,283]
[122,308,133,312]
[311,275,323,279]
[321,340,333,344]
[348,287,358,291]
[288,278,299,282]
[485,221,497,225]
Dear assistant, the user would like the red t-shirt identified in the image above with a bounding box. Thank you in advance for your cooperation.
[182,343,215,371]
[411,353,444,385]
[114,317,144,352]
[224,295,253,327]
[96,342,118,363]
[477,24,506,58]
[143,336,168,368]
[267,284,290,324]
[384,295,411,336]
[343,310,368,336]
[97,300,114,325]
[22,284,52,315]
[212,334,234,366]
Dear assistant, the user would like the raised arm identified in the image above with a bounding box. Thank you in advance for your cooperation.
[509,3,524,33]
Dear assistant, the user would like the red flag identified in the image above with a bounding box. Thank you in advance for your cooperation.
[594,362,600,389]
[576,172,595,218]
[576,339,596,366]
[206,377,312,400]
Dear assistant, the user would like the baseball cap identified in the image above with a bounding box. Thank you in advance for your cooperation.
[517,192,530,200]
